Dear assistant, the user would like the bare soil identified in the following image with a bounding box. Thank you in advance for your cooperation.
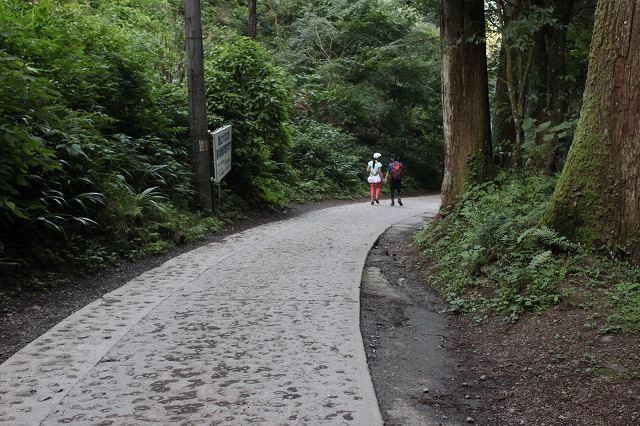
[362,219,640,426]
[2,199,639,425]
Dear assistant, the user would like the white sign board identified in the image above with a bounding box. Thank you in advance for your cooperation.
[212,125,232,183]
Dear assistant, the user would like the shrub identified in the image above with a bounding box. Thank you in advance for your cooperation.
[416,173,640,330]
[415,174,569,321]
[289,121,369,201]
[205,33,293,207]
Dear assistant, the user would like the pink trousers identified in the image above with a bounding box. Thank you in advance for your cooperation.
[370,182,381,200]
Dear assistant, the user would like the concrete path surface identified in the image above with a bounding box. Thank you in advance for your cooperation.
[0,195,441,425]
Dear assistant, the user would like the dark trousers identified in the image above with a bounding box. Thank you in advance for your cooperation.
[389,179,402,198]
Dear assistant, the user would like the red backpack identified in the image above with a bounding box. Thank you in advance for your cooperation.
[391,161,403,180]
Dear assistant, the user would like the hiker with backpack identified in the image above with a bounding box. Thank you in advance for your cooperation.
[384,154,403,206]
[367,152,385,205]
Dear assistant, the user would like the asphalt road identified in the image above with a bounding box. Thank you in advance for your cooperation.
[0,195,441,425]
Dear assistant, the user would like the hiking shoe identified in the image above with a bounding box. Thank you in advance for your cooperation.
[398,199,403,206]
[391,200,395,206]
[371,200,374,205]
[375,197,379,204]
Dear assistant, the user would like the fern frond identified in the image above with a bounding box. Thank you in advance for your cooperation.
[460,208,486,227]
[492,221,512,244]
[528,250,552,269]
[516,227,538,243]
[519,226,569,250]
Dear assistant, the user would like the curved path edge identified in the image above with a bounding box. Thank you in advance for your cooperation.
[0,195,441,425]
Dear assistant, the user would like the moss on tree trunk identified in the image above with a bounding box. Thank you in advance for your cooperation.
[541,0,640,263]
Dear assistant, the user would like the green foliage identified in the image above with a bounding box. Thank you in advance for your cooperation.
[289,121,370,201]
[0,0,186,228]
[100,134,195,206]
[499,5,556,51]
[339,1,411,52]
[606,280,640,333]
[415,174,569,321]
[0,46,62,223]
[204,33,293,207]
[0,0,196,293]
[521,116,580,168]
[416,173,640,331]
[271,0,443,188]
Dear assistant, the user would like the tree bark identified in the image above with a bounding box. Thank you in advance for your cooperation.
[248,0,257,39]
[528,0,574,175]
[492,43,518,168]
[542,0,640,263]
[440,0,494,210]
[493,0,535,171]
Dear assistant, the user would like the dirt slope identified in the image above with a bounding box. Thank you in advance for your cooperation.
[362,219,640,426]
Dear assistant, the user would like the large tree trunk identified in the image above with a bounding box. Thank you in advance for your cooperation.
[542,0,640,263]
[440,0,493,210]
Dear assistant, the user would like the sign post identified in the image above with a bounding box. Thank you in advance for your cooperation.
[211,125,232,206]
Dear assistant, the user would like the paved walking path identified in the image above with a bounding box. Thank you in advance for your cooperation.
[0,195,441,425]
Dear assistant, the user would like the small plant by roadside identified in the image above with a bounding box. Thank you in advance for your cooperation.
[606,280,640,333]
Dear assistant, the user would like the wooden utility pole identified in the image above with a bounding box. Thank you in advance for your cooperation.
[184,0,213,211]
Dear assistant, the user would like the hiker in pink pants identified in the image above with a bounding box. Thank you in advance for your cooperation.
[367,152,385,205]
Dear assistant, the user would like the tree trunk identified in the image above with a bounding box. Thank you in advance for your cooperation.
[528,0,574,175]
[492,41,518,168]
[493,0,535,171]
[440,0,494,210]
[542,0,640,263]
[248,0,257,39]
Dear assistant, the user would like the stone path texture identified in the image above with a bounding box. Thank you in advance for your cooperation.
[0,195,441,425]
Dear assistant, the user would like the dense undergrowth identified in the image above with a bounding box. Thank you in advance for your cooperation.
[415,173,640,333]
[0,0,441,305]
[0,120,374,306]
